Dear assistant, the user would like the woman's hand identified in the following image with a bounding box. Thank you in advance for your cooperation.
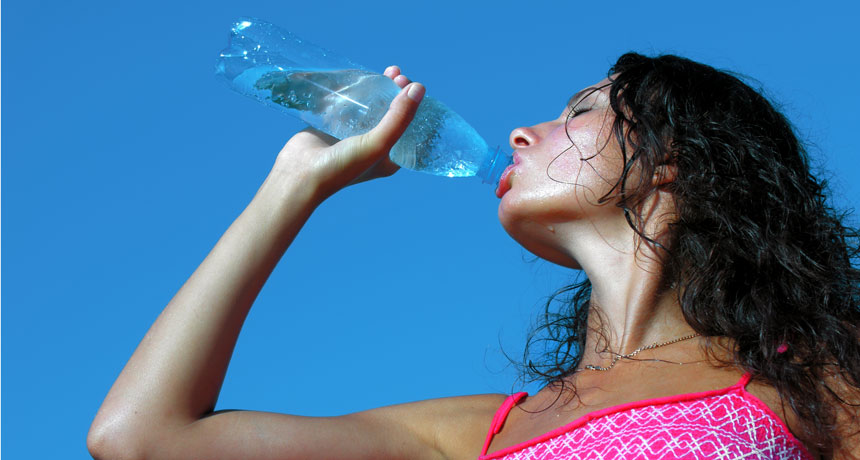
[273,66,424,201]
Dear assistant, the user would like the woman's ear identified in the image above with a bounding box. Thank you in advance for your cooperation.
[653,164,677,186]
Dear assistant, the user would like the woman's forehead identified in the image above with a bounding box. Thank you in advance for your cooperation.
[567,78,613,108]
[587,77,614,97]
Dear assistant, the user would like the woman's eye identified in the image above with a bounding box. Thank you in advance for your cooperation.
[569,107,590,118]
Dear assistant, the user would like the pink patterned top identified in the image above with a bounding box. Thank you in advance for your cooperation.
[479,373,813,460]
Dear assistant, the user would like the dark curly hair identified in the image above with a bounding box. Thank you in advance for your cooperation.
[521,53,860,453]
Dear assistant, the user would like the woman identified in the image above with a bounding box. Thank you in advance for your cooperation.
[88,54,860,459]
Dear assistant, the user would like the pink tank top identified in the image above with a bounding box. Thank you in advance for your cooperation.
[479,373,813,459]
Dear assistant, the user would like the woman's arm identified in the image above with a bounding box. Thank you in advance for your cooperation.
[87,78,498,460]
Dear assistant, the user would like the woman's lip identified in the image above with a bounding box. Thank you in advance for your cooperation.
[495,153,520,198]
[495,165,514,198]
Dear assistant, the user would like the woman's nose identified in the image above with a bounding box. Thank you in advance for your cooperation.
[509,126,540,149]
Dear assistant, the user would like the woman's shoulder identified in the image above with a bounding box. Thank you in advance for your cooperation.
[349,393,509,459]
[357,393,508,420]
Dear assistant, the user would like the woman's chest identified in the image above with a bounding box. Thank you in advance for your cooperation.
[483,383,814,459]
[491,366,743,450]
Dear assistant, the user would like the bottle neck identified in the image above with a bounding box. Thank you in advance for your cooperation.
[479,147,512,185]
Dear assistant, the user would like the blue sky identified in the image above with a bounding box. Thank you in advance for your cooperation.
[3,1,859,458]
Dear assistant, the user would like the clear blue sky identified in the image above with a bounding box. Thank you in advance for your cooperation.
[3,1,858,458]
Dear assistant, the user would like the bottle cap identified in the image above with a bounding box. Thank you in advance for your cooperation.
[480,147,513,185]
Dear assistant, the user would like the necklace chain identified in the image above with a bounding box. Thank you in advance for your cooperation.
[583,333,701,371]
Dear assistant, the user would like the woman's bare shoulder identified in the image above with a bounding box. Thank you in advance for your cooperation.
[354,392,508,426]
[349,393,509,460]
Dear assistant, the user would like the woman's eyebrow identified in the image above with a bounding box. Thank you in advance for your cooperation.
[567,83,612,109]
[567,89,591,109]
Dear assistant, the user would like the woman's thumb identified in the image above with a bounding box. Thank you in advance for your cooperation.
[362,82,425,153]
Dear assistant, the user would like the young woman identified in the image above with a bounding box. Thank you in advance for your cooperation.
[88,54,860,459]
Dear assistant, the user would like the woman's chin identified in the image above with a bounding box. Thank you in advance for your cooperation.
[497,215,581,269]
[538,250,581,269]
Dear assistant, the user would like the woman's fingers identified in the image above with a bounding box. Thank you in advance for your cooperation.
[384,65,411,89]
[308,81,424,194]
[394,75,410,88]
[276,67,425,198]
[383,65,400,78]
[368,82,425,150]
[347,82,424,161]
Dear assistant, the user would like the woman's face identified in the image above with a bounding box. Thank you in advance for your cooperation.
[497,78,630,266]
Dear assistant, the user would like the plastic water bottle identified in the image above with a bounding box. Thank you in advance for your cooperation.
[215,17,511,183]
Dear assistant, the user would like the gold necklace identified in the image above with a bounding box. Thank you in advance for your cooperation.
[583,333,701,371]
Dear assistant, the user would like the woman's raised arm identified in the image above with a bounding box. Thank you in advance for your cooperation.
[87,77,503,460]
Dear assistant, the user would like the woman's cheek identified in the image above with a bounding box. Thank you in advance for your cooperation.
[546,153,584,186]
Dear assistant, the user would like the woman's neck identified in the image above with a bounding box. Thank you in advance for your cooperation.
[556,215,695,368]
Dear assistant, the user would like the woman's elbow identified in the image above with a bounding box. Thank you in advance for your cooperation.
[87,414,148,460]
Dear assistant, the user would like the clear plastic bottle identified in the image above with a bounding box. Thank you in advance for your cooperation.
[215,18,511,184]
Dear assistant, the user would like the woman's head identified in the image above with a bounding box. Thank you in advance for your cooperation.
[519,53,860,451]
[498,77,639,268]
[502,53,826,270]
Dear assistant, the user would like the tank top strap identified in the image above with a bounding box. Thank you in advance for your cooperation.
[735,371,753,389]
[734,343,787,390]
[480,392,528,456]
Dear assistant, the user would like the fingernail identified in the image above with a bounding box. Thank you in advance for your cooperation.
[384,66,395,77]
[406,83,425,102]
